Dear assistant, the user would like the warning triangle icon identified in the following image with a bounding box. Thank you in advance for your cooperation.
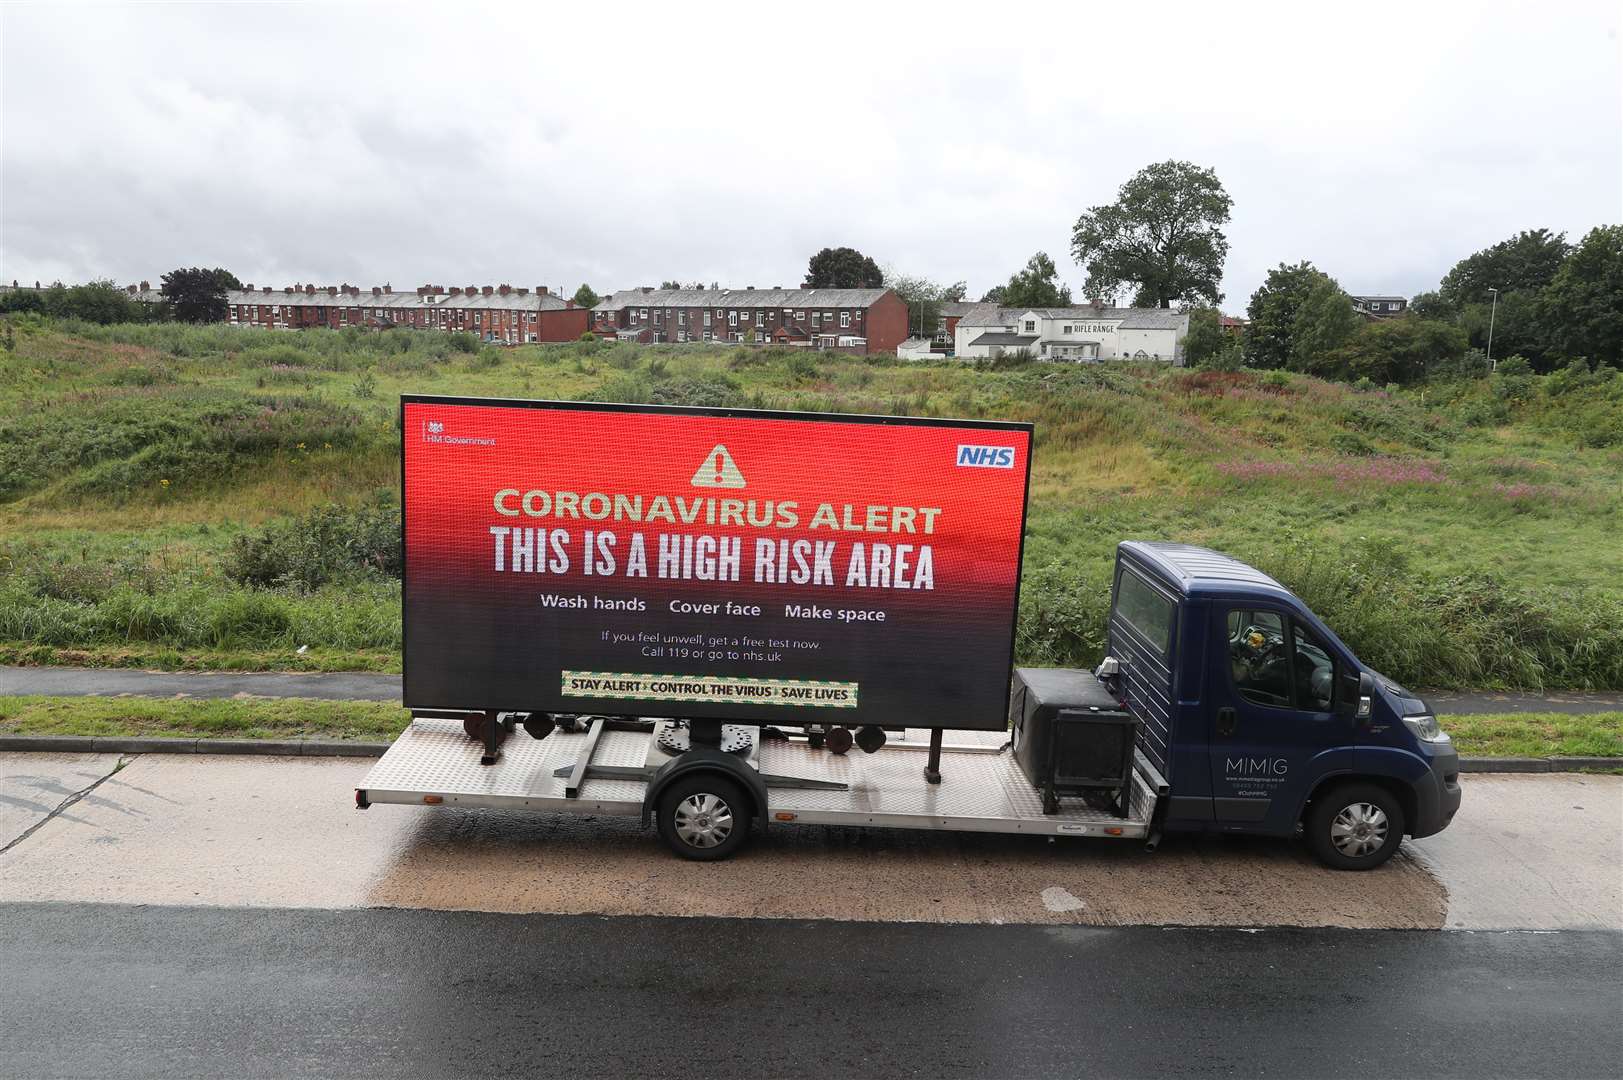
[691,444,746,488]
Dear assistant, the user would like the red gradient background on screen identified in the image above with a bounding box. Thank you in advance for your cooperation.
[402,398,1031,730]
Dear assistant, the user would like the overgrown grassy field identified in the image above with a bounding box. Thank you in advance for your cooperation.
[1,696,1614,760]
[2,316,1621,689]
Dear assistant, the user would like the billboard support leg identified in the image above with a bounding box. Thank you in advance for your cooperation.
[480,710,506,766]
[923,728,943,785]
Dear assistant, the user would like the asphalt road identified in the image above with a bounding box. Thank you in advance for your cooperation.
[5,665,1622,714]
[1,903,1618,1080]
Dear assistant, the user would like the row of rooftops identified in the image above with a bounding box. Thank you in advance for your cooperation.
[591,286,891,311]
[114,281,578,311]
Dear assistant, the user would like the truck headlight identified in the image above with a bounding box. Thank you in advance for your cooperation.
[1403,714,1450,744]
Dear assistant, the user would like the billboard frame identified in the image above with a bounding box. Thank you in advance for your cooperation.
[399,393,1035,730]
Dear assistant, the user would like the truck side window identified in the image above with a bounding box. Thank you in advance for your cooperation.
[1291,623,1335,712]
[1226,609,1291,708]
[1115,569,1174,655]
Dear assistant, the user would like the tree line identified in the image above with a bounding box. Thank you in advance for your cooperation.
[1183,225,1623,382]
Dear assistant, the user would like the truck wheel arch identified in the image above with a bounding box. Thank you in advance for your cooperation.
[1300,773,1417,838]
[641,750,768,832]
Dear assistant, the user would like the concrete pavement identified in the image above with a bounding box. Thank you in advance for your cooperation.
[1,751,1618,929]
[4,903,1619,1080]
[6,665,1623,713]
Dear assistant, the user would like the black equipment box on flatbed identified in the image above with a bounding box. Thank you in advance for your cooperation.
[1009,668,1137,814]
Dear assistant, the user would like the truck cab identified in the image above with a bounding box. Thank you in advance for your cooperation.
[1105,541,1461,869]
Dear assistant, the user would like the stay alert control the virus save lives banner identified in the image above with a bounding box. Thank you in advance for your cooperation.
[401,396,1032,731]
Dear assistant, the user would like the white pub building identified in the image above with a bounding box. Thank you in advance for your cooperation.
[952,303,1190,363]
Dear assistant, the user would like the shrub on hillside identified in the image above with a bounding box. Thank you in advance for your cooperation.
[649,373,741,408]
[225,501,401,591]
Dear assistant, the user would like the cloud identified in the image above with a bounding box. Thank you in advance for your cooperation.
[3,0,1618,310]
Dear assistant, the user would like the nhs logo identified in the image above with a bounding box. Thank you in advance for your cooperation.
[955,444,1016,469]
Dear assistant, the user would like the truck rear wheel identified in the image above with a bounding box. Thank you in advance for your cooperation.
[656,774,751,861]
[1306,782,1406,870]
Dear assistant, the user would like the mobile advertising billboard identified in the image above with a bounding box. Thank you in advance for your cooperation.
[402,396,1032,731]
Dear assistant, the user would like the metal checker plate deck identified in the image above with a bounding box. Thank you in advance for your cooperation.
[360,719,647,805]
[758,739,1154,835]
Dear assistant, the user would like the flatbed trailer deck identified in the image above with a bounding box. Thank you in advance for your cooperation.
[357,717,1167,847]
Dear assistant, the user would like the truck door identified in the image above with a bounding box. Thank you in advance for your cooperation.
[1207,605,1342,828]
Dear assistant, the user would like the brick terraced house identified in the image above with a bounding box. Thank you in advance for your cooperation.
[590,286,909,355]
[122,281,590,343]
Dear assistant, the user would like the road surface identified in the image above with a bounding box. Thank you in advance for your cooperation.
[2,752,1618,930]
[1,903,1618,1080]
[5,665,1622,714]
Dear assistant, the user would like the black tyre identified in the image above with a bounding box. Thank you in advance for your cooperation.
[1306,782,1406,870]
[655,774,751,861]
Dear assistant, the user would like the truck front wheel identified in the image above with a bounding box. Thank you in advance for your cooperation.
[1306,783,1406,870]
[656,774,751,861]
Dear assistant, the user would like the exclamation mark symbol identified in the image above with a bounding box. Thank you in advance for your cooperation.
[714,452,724,484]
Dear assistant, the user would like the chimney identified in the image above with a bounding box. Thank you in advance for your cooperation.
[372,287,381,296]
[641,286,653,294]
[516,287,529,295]
[245,283,254,291]
[328,286,338,296]
[482,285,494,296]
[140,280,149,291]
[306,284,315,295]
[262,285,271,294]
[383,284,391,294]
[800,281,812,289]
[566,299,575,308]
[450,287,462,296]
[746,285,754,290]
[538,285,548,296]
[498,284,510,296]
[284,286,293,294]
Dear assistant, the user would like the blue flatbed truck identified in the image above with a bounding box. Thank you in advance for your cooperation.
[358,540,1461,869]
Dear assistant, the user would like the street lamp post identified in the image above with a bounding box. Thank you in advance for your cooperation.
[1485,287,1500,372]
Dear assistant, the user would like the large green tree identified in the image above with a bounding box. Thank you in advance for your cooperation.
[805,247,883,289]
[160,267,240,323]
[572,283,600,308]
[1438,228,1570,309]
[1070,160,1231,308]
[884,271,967,337]
[1244,262,1356,370]
[1316,319,1469,384]
[1539,224,1623,367]
[981,252,1072,308]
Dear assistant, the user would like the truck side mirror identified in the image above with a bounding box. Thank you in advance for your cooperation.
[1336,669,1366,720]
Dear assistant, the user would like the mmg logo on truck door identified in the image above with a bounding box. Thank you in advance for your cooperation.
[956,445,1016,468]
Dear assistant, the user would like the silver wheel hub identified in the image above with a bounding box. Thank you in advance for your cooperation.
[1330,801,1389,858]
[674,793,735,849]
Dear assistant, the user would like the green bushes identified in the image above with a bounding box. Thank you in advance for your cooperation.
[0,391,370,501]
[226,501,401,590]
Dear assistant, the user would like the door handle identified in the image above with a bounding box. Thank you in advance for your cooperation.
[1216,707,1236,737]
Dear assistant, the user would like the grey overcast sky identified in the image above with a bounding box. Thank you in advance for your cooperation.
[2,1,1619,311]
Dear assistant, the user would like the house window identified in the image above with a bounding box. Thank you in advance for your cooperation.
[824,311,833,321]
[1024,320,1036,332]
[1062,324,1071,334]
[703,310,711,327]
[678,311,687,326]
[728,311,738,327]
[640,308,648,320]
[811,312,820,326]
[840,312,851,328]
[703,330,713,341]
[795,310,805,320]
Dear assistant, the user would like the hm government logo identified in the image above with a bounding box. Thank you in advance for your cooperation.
[421,418,495,448]
[955,444,1015,469]
[690,444,746,488]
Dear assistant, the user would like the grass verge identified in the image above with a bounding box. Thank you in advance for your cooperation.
[0,697,1617,760]
[0,695,408,741]
[0,642,400,673]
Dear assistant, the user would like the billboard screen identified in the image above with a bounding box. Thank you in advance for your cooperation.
[402,396,1032,731]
